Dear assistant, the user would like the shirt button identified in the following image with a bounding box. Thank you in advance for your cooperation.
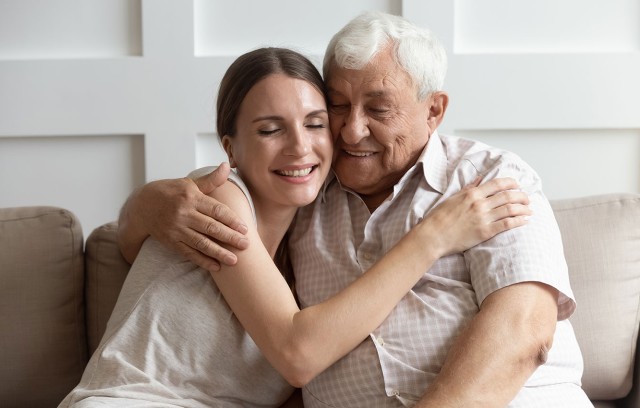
[377,337,385,346]
[363,252,373,261]
[392,390,400,396]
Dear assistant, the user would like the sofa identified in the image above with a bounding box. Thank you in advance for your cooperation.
[1,193,639,408]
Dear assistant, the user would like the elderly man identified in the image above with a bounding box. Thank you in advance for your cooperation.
[118,11,591,407]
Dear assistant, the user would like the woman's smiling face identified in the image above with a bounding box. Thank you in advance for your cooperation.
[223,73,333,210]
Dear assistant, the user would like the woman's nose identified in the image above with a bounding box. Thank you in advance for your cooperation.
[283,126,311,156]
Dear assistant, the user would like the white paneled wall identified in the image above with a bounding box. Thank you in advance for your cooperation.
[407,0,640,198]
[1,0,638,238]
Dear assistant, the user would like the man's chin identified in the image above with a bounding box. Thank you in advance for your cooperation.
[334,159,375,178]
[334,173,373,195]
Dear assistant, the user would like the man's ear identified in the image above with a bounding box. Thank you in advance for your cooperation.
[221,135,237,168]
[426,91,449,130]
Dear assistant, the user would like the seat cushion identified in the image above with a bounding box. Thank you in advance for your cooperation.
[552,194,640,401]
[0,206,87,407]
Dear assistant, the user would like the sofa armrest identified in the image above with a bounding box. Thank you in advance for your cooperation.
[619,330,640,407]
[552,194,640,404]
[0,206,87,407]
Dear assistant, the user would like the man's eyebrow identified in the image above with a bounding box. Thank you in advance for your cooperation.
[327,89,388,99]
[365,90,387,98]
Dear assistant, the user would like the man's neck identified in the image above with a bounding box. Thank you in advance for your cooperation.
[361,189,393,213]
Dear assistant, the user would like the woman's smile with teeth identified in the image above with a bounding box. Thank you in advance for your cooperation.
[276,167,314,177]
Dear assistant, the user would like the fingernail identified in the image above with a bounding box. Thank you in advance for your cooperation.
[237,237,249,250]
[224,253,238,265]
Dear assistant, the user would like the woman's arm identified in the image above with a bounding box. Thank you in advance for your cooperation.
[211,177,530,387]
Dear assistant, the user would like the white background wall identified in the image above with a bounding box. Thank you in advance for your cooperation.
[1,0,638,238]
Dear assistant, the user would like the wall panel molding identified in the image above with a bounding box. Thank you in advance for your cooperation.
[0,0,142,60]
[0,134,144,237]
[453,0,640,54]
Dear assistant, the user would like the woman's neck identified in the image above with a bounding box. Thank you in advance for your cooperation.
[254,204,298,258]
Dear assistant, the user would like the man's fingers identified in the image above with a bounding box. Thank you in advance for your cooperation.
[196,195,248,236]
[176,242,223,272]
[181,229,241,266]
[194,163,231,194]
[185,210,248,250]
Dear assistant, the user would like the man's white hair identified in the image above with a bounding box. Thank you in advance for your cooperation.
[323,11,448,100]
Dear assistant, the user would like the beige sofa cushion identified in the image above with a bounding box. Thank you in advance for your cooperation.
[84,221,131,354]
[552,194,640,401]
[0,206,87,408]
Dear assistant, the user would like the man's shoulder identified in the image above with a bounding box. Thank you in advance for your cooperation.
[438,133,534,177]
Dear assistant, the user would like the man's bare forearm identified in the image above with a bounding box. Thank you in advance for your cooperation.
[117,185,150,264]
[415,282,558,408]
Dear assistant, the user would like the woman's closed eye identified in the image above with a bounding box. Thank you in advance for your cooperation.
[305,122,326,130]
[258,127,281,135]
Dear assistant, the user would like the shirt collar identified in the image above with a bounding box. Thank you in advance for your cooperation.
[319,170,336,203]
[419,130,448,194]
[320,130,448,202]
[391,130,447,196]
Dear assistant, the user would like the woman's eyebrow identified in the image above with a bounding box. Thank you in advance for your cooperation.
[306,109,328,118]
[252,115,283,123]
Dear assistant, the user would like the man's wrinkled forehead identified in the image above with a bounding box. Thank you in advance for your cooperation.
[325,60,415,100]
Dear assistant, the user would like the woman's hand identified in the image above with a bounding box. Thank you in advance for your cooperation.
[420,177,531,258]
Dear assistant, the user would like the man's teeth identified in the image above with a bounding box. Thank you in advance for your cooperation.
[346,151,373,157]
[277,167,313,177]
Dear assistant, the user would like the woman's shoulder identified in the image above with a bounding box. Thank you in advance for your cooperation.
[189,166,256,224]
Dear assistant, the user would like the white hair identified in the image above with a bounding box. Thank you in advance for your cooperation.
[323,11,448,100]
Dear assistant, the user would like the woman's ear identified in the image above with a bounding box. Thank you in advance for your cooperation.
[221,135,237,168]
[426,91,449,131]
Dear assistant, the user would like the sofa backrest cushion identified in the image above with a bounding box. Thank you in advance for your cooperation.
[0,206,87,408]
[84,221,131,354]
[551,194,640,401]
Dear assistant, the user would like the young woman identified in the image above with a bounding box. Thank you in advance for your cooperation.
[60,48,530,408]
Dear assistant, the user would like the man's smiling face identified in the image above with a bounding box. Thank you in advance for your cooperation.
[325,45,434,210]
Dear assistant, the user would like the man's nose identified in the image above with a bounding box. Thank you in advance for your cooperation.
[283,126,311,156]
[341,107,369,145]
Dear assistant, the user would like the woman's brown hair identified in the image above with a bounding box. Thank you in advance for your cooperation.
[216,47,325,139]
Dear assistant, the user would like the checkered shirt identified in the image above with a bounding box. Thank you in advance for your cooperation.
[289,132,592,407]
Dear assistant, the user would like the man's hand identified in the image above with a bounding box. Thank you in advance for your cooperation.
[117,163,249,271]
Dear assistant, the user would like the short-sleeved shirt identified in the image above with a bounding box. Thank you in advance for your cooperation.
[59,169,293,408]
[289,132,592,407]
